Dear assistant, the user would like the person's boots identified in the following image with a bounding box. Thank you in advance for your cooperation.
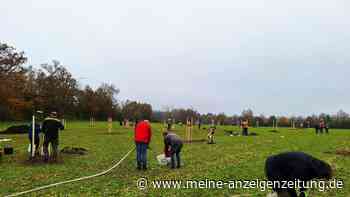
[171,161,175,169]
[137,162,141,170]
[171,158,175,169]
[52,155,57,162]
[29,154,34,161]
[52,152,58,162]
[177,163,181,169]
[177,155,181,168]
[43,155,49,162]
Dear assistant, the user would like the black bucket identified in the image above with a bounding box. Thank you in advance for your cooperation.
[4,147,13,155]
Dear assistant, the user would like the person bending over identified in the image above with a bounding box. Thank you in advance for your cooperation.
[265,152,332,197]
[163,131,183,169]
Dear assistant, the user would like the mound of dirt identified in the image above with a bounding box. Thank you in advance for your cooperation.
[23,156,65,165]
[232,132,240,136]
[183,139,206,144]
[1,125,29,134]
[224,130,240,136]
[324,149,350,157]
[248,132,258,136]
[224,131,258,136]
[335,149,350,156]
[60,147,88,155]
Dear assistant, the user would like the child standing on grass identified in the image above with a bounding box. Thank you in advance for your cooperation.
[207,127,216,144]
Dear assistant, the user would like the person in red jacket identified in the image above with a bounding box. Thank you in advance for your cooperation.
[134,120,152,170]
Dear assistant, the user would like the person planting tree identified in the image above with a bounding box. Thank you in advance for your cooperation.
[42,112,64,162]
[28,121,41,158]
[163,131,183,169]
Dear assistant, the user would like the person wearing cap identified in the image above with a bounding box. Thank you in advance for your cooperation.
[134,120,152,170]
[41,112,64,162]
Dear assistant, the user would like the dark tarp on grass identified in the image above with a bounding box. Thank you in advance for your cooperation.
[0,125,29,134]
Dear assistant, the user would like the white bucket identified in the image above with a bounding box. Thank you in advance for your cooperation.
[157,154,171,165]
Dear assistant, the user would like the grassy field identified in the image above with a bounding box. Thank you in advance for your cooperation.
[0,122,350,197]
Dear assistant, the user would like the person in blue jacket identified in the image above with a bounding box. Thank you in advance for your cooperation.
[28,122,41,157]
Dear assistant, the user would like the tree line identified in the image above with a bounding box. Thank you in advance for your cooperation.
[151,107,350,129]
[0,42,121,121]
[1,42,350,128]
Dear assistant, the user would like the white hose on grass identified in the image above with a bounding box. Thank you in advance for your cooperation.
[5,147,135,197]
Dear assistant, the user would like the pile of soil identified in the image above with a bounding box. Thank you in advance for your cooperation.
[324,149,350,157]
[1,125,29,134]
[183,139,206,144]
[224,130,258,136]
[23,156,64,165]
[224,130,240,136]
[60,147,88,155]
[335,149,350,156]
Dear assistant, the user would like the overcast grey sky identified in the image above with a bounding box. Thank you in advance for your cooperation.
[1,0,349,116]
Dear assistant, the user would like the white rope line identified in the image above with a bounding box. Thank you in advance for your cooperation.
[5,147,135,197]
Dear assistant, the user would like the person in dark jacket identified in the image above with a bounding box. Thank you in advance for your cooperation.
[163,131,183,169]
[315,124,319,135]
[134,120,152,170]
[265,152,332,197]
[166,118,172,130]
[241,119,249,136]
[42,112,64,162]
[28,122,41,157]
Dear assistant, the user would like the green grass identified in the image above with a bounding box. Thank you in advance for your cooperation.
[0,122,350,196]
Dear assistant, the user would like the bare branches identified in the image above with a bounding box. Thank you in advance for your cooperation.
[0,43,27,75]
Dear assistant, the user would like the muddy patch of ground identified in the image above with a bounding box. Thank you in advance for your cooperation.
[61,146,88,155]
[324,148,350,157]
[21,156,65,166]
[183,139,206,144]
